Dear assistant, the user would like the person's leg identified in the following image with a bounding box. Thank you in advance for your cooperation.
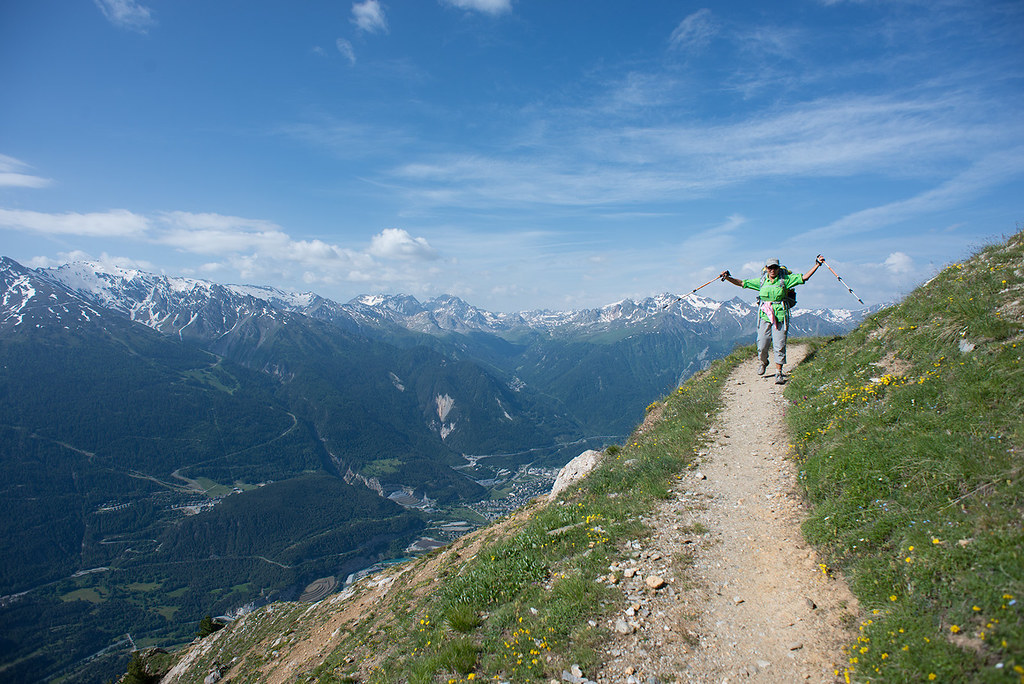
[773,318,788,383]
[756,318,771,374]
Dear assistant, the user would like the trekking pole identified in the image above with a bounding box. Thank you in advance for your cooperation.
[820,259,865,305]
[663,275,723,308]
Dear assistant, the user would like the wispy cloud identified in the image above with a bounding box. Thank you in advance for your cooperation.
[336,39,356,65]
[352,0,388,34]
[279,116,415,159]
[798,147,1024,241]
[1,205,444,289]
[386,87,1019,212]
[0,208,149,237]
[669,9,717,51]
[155,212,289,255]
[737,24,802,60]
[440,0,513,15]
[93,0,155,33]
[0,155,52,189]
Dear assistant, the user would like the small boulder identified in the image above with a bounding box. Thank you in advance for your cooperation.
[549,450,603,501]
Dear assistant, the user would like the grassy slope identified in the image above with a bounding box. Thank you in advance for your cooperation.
[785,230,1023,683]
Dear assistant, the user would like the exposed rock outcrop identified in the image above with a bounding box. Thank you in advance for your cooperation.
[548,449,603,501]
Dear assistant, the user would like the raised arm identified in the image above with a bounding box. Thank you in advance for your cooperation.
[720,270,743,287]
[803,255,825,280]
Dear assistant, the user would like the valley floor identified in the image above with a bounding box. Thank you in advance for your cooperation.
[595,345,859,682]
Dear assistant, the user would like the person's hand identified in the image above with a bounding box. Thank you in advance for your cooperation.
[816,255,825,265]
[720,270,730,280]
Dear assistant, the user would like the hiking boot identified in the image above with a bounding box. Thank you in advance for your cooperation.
[774,372,785,385]
[757,362,767,376]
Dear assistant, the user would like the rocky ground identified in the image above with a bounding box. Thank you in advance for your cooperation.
[588,345,858,683]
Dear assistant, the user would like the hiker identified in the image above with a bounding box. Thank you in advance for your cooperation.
[719,255,825,384]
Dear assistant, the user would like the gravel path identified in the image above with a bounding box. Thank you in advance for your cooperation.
[593,345,858,683]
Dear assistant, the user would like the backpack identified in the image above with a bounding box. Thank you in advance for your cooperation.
[757,265,796,309]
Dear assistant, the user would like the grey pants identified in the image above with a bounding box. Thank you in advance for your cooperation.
[757,316,788,367]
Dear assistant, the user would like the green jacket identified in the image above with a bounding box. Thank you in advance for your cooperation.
[742,272,804,323]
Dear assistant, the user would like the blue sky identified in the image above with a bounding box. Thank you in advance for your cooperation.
[1,0,1022,312]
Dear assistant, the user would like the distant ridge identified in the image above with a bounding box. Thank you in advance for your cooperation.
[37,258,875,339]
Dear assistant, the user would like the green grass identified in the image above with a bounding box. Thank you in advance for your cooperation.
[785,230,1024,683]
[194,476,233,497]
[126,581,162,593]
[59,587,105,604]
[299,345,750,683]
[154,605,180,620]
[362,458,404,478]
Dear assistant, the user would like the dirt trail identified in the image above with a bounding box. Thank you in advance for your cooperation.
[595,345,858,683]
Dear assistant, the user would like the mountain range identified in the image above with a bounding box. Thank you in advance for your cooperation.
[32,258,866,435]
[0,255,873,682]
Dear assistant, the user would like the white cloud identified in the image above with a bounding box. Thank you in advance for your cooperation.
[800,147,1024,241]
[160,211,280,233]
[93,0,155,33]
[670,9,717,51]
[155,211,301,256]
[0,208,149,237]
[336,39,356,65]
[368,228,439,260]
[388,91,1021,212]
[352,1,388,34]
[0,155,52,188]
[4,206,447,290]
[440,0,513,15]
[883,251,914,274]
[741,260,763,273]
[148,212,444,287]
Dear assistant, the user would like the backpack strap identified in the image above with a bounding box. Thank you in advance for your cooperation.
[758,266,795,309]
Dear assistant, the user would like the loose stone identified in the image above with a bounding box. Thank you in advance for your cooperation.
[645,575,666,590]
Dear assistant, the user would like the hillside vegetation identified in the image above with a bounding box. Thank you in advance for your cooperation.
[138,346,750,683]
[786,230,1023,682]
[137,230,1021,684]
